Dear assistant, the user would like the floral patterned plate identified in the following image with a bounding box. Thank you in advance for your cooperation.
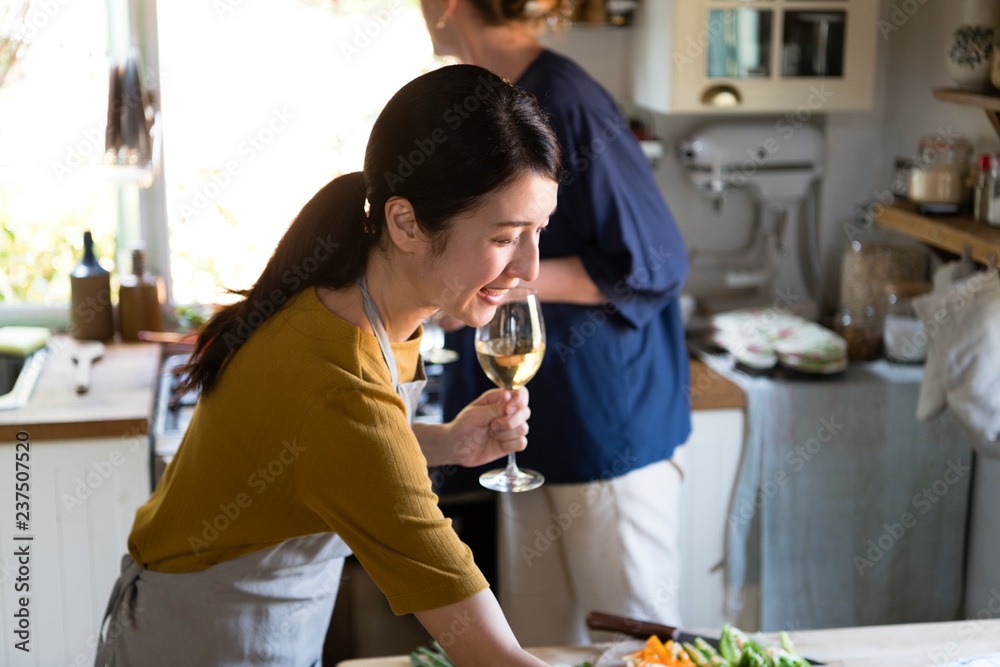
[711,308,847,375]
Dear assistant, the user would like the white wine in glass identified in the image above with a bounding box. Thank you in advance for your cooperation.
[475,286,545,492]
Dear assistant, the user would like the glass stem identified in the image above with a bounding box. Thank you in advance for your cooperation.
[504,453,521,478]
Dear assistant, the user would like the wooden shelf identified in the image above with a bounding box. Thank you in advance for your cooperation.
[933,87,1000,136]
[876,200,1000,266]
[933,87,1000,111]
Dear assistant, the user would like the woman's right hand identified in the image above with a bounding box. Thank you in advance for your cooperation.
[446,388,530,468]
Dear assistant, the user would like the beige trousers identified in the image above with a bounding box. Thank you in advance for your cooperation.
[498,455,685,647]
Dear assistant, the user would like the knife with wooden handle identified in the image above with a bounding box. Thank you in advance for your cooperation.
[586,611,680,642]
[586,611,825,664]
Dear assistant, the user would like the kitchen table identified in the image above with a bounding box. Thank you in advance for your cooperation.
[335,618,1000,666]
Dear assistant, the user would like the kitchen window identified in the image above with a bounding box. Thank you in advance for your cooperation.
[0,0,440,322]
[0,0,121,324]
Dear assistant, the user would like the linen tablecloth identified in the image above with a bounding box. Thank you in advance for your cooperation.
[707,359,975,632]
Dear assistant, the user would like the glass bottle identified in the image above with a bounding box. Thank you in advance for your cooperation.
[974,153,994,221]
[70,231,115,340]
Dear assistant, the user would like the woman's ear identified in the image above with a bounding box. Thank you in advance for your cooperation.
[384,197,428,254]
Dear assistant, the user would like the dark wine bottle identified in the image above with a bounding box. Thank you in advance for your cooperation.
[70,231,115,340]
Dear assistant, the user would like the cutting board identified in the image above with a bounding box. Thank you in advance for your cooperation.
[334,619,1000,667]
[0,336,160,440]
[336,645,602,666]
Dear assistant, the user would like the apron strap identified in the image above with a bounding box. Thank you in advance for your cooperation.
[94,555,142,667]
[357,272,399,388]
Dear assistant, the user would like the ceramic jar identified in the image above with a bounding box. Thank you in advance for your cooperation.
[951,0,1000,90]
[948,25,996,90]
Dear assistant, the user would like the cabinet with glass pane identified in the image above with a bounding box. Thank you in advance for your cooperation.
[631,0,878,113]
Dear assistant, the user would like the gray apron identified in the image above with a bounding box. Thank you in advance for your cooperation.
[95,277,426,666]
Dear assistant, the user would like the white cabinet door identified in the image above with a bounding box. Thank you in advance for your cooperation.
[0,435,149,667]
[677,409,744,630]
[632,0,879,114]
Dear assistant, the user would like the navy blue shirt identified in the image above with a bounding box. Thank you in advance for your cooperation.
[439,50,691,489]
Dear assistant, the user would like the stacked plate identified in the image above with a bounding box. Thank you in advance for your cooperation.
[710,308,848,375]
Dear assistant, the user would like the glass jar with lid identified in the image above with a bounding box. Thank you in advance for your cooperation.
[838,210,929,361]
[909,134,974,208]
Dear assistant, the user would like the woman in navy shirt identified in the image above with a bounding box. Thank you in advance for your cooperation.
[421,0,691,645]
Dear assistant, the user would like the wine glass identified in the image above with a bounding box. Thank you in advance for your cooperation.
[475,286,546,493]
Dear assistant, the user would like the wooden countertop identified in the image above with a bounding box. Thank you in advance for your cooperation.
[337,618,1000,666]
[690,358,745,411]
[0,336,161,441]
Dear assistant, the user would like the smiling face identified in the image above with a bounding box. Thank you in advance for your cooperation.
[421,171,558,328]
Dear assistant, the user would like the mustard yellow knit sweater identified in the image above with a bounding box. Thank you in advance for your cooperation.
[128,287,487,614]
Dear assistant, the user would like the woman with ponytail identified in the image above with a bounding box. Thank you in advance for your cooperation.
[95,65,559,667]
[419,0,692,647]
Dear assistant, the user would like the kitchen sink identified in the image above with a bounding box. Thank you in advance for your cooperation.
[0,348,49,410]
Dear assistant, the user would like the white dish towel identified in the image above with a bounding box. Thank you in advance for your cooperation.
[913,267,1000,453]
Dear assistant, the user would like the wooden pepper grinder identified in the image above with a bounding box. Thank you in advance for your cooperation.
[118,245,165,341]
[70,231,115,340]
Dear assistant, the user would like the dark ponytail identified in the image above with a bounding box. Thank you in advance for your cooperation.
[178,65,560,397]
[175,173,372,396]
